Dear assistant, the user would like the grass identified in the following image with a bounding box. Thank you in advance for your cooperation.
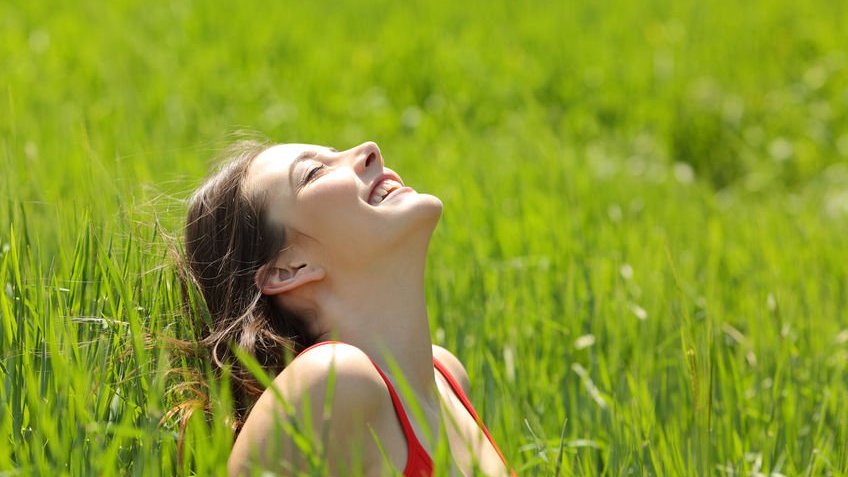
[1,0,847,475]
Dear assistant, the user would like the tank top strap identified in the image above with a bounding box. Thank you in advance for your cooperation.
[296,341,420,441]
[368,360,434,476]
[368,360,425,447]
[432,358,512,471]
[296,341,433,476]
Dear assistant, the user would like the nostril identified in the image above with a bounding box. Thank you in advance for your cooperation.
[365,152,376,168]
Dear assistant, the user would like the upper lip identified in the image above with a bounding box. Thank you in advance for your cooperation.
[367,171,405,204]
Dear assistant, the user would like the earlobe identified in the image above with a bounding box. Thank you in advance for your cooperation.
[255,263,325,296]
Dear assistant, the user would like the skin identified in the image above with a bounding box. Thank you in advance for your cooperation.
[227,142,510,477]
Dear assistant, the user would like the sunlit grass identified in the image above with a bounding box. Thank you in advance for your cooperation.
[2,0,847,475]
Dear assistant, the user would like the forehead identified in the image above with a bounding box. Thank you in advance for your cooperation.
[245,143,327,196]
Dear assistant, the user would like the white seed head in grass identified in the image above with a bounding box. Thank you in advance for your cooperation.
[629,302,648,320]
[503,346,516,383]
[619,263,634,281]
[571,363,608,410]
[574,334,596,350]
[673,162,695,184]
[767,293,778,312]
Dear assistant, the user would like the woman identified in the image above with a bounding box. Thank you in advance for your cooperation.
[184,140,513,476]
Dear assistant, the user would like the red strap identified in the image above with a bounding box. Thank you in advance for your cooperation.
[296,341,433,476]
[295,341,422,445]
[432,359,512,469]
[368,360,434,476]
[369,360,427,447]
[295,342,513,476]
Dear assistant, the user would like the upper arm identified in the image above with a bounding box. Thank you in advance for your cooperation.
[432,345,471,396]
[229,343,386,476]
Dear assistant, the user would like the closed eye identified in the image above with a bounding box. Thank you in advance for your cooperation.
[299,164,325,188]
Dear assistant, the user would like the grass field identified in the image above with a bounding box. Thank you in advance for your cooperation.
[2,0,848,475]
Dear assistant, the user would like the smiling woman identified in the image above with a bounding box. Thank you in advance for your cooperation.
[182,139,515,476]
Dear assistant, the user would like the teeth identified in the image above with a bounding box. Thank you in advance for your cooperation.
[369,179,403,205]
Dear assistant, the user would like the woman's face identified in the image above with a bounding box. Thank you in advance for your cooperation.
[245,141,442,268]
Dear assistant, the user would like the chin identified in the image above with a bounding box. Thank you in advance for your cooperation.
[411,193,443,227]
[346,194,442,267]
[381,192,443,245]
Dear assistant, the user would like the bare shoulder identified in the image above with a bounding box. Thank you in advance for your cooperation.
[432,344,471,395]
[229,343,387,476]
[270,342,386,405]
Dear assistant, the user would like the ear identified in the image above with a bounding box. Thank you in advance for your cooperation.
[254,262,325,296]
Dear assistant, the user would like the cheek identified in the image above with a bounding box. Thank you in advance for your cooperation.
[294,177,370,237]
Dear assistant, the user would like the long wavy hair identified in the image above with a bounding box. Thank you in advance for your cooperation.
[180,139,314,432]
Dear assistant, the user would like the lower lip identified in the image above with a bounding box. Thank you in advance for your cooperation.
[378,186,412,205]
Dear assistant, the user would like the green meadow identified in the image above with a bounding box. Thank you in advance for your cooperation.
[2,0,847,475]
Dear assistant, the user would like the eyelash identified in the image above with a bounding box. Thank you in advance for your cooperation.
[303,164,325,184]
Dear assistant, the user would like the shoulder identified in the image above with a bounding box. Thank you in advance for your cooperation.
[230,342,389,475]
[235,343,387,444]
[432,344,471,395]
[269,342,387,414]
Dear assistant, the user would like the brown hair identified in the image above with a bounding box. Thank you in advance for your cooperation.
[182,139,314,430]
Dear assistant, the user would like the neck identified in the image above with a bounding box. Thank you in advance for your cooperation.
[316,241,436,399]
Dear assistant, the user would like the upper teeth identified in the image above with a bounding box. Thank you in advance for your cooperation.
[370,179,403,205]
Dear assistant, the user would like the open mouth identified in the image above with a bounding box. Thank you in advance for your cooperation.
[368,177,404,206]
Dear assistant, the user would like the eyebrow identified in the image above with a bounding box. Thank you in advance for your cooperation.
[293,150,319,165]
[289,146,339,188]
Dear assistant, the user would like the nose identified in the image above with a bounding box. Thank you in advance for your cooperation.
[350,141,383,174]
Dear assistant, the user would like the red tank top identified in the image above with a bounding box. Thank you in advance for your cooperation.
[297,341,515,477]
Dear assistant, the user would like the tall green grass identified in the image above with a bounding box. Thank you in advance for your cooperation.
[2,0,847,475]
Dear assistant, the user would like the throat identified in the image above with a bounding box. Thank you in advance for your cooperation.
[319,258,435,395]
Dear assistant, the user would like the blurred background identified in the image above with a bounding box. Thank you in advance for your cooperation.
[1,0,847,475]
